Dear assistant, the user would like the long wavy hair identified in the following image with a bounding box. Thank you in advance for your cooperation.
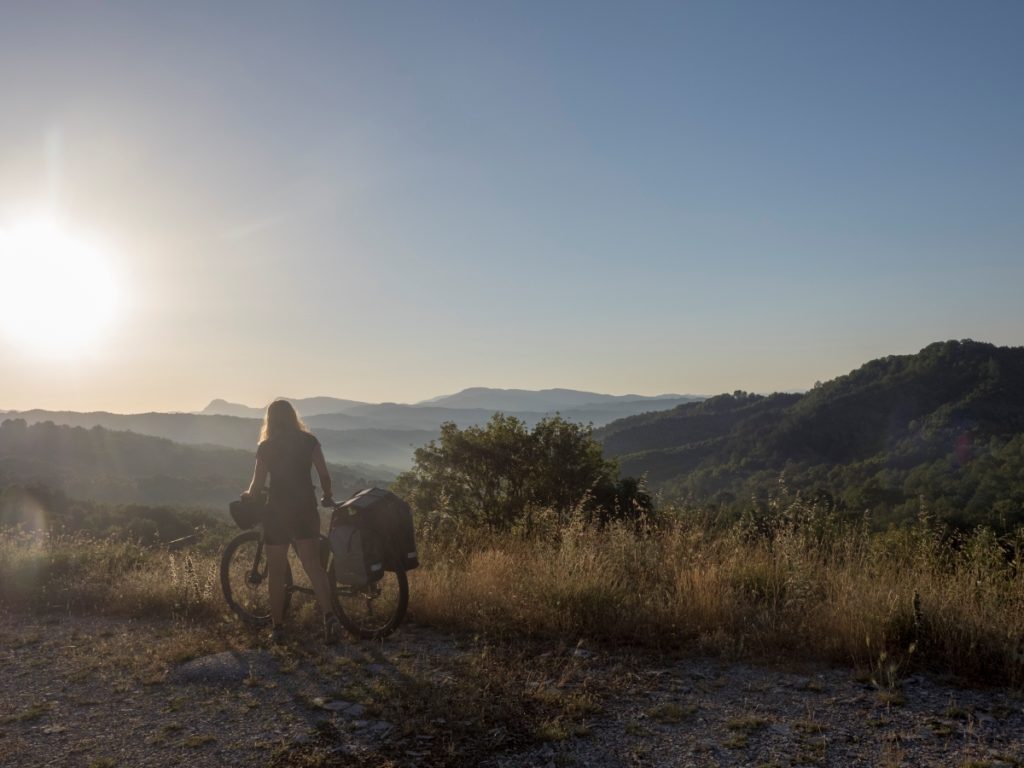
[259,399,309,442]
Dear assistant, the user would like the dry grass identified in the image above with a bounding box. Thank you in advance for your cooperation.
[408,505,1024,685]
[2,499,1023,685]
[0,528,225,621]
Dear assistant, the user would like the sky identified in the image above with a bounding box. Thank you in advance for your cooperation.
[0,1,1022,413]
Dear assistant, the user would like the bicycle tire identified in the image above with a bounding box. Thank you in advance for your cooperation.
[329,531,409,640]
[220,530,292,627]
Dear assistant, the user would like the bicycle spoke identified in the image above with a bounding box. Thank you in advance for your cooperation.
[222,533,273,624]
[334,570,405,636]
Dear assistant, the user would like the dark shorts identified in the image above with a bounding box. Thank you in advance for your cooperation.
[263,491,320,545]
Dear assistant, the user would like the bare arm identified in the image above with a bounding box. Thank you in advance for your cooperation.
[312,444,333,500]
[244,453,268,497]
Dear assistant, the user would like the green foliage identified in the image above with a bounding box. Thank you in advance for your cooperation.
[599,340,1024,532]
[393,414,652,529]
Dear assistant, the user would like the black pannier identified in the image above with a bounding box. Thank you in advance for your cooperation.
[229,492,269,529]
[331,488,419,572]
[328,521,385,587]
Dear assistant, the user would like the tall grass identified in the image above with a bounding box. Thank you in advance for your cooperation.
[2,499,1022,685]
[0,528,224,620]
[410,502,1024,684]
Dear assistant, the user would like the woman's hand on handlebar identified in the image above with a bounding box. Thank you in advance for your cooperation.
[320,494,335,508]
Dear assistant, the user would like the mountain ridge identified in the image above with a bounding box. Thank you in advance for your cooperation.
[201,387,701,418]
[201,396,371,419]
[597,339,1024,529]
[417,387,695,412]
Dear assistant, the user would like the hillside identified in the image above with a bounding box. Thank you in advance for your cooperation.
[0,419,381,507]
[315,427,435,472]
[599,340,1024,529]
[4,410,424,473]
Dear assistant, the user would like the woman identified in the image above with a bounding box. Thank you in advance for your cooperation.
[243,399,341,644]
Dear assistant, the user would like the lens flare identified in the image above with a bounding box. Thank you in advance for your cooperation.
[0,487,50,602]
[0,485,49,531]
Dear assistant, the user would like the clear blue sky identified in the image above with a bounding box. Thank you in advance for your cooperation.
[0,1,1021,411]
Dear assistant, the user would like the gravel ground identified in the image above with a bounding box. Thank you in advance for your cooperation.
[493,658,1024,767]
[1,610,1022,767]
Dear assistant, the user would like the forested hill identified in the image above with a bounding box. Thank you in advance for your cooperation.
[598,340,1024,530]
[0,410,426,473]
[0,419,381,508]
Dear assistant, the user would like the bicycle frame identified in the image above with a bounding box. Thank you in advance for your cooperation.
[221,502,409,638]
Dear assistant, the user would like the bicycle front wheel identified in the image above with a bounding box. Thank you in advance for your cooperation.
[220,530,291,627]
[330,534,408,640]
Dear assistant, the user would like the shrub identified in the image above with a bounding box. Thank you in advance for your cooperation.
[393,414,652,530]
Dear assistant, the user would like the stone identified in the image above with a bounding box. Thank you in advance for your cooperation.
[320,699,356,712]
[169,651,276,685]
[368,720,393,737]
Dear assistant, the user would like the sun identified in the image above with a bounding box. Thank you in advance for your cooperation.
[0,217,118,358]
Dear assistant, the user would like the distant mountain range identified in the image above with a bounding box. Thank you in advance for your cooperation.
[417,387,693,412]
[201,388,702,441]
[597,340,1024,530]
[202,397,367,419]
[204,388,696,419]
[0,388,701,475]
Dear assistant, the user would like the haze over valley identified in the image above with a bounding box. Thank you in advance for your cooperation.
[4,340,1024,534]
[2,387,700,475]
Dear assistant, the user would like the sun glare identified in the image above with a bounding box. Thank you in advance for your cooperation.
[0,218,118,358]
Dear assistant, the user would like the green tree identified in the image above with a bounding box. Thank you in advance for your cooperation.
[393,414,651,529]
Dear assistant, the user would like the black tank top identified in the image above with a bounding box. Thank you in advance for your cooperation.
[257,431,320,500]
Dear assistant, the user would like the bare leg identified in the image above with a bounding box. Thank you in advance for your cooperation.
[266,543,290,627]
[294,538,336,617]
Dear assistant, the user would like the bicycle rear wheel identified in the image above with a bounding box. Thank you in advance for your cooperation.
[330,533,408,640]
[220,530,292,626]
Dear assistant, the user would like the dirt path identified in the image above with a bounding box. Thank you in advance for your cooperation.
[1,611,1022,767]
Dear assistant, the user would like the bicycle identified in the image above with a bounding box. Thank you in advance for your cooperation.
[220,499,409,639]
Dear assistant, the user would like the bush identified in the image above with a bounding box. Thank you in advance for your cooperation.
[393,414,652,530]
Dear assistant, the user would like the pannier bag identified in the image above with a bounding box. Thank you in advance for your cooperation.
[332,487,419,572]
[329,523,384,587]
[229,492,269,530]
